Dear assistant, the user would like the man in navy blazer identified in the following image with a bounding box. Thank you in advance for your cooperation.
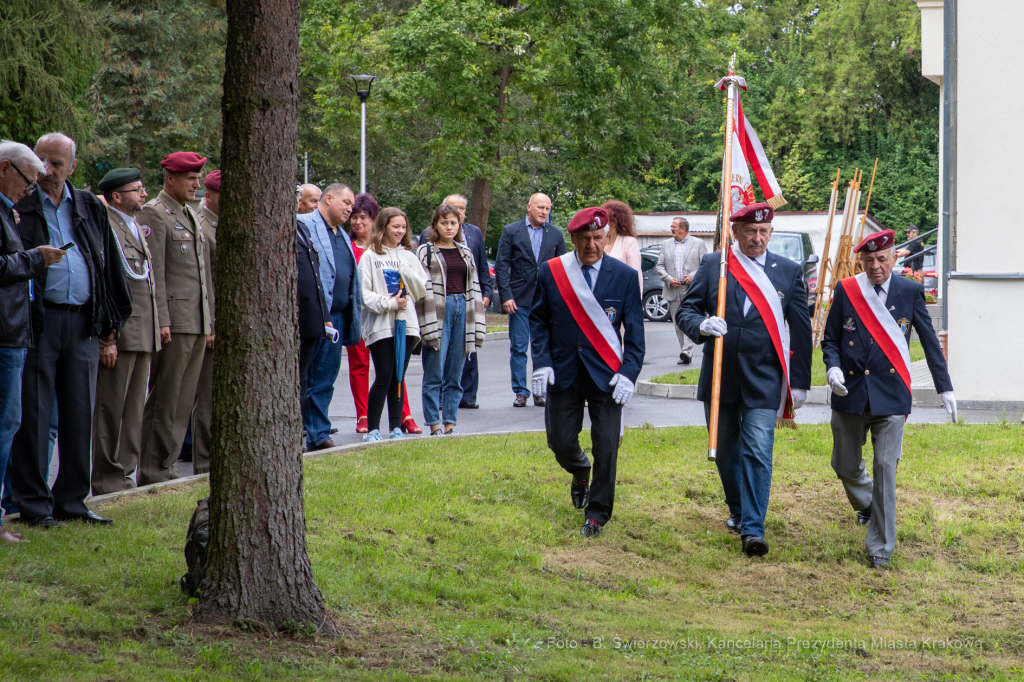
[677,203,812,558]
[299,183,362,451]
[494,193,567,407]
[416,195,494,409]
[296,218,331,428]
[822,229,955,570]
[530,207,645,537]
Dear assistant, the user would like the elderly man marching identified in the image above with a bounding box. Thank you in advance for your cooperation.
[822,229,955,570]
[530,207,645,538]
[678,203,812,557]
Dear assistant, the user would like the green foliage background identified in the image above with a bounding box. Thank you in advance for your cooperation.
[1,0,937,250]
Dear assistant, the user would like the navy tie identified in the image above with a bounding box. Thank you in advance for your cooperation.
[582,265,594,290]
[874,284,883,297]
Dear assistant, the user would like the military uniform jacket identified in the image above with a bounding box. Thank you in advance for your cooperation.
[106,206,160,353]
[197,203,217,328]
[138,190,213,335]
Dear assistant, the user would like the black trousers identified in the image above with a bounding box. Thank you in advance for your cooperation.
[299,336,319,427]
[460,351,479,403]
[545,367,621,526]
[367,336,413,432]
[12,307,99,520]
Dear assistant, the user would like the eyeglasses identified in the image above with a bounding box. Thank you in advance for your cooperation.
[116,185,146,195]
[9,163,35,194]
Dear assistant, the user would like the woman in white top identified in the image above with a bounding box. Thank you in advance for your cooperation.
[357,207,428,441]
[601,199,644,293]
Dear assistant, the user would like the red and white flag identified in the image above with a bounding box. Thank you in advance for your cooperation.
[716,76,787,211]
[548,253,622,377]
[841,274,912,395]
[728,244,794,418]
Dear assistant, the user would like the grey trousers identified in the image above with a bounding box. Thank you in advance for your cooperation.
[92,350,152,494]
[830,409,904,559]
[668,298,695,359]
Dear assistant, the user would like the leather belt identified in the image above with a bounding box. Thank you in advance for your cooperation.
[43,301,88,313]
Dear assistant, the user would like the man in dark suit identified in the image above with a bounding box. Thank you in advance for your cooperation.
[495,193,566,407]
[11,132,131,529]
[296,217,332,425]
[822,229,955,570]
[530,207,645,537]
[678,203,812,557]
[417,194,494,409]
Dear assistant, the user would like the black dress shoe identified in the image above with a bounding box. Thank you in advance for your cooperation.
[741,535,769,557]
[330,428,339,434]
[307,438,336,452]
[459,401,479,409]
[571,479,589,509]
[581,519,602,538]
[55,510,113,526]
[725,513,742,534]
[13,516,60,529]
[678,353,691,365]
[513,395,528,407]
[857,507,872,526]
[869,556,891,570]
[533,395,546,407]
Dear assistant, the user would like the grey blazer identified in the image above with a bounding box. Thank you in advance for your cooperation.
[655,236,707,302]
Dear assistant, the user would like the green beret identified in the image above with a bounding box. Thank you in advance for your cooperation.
[98,168,142,193]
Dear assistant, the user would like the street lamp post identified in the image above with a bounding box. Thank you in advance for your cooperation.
[350,74,378,194]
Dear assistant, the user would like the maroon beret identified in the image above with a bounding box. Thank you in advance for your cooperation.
[160,151,207,173]
[203,170,221,191]
[854,229,896,253]
[566,207,609,234]
[730,202,773,224]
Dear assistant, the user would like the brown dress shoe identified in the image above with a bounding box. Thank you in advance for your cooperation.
[309,438,336,451]
[513,395,528,407]
[533,395,546,407]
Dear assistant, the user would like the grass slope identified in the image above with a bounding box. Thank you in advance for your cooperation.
[2,423,1023,681]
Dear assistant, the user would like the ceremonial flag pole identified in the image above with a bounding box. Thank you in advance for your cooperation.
[812,168,842,346]
[707,58,744,462]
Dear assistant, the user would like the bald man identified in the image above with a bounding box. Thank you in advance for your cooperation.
[297,184,322,215]
[494,193,566,407]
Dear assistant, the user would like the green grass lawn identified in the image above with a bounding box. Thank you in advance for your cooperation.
[3,423,1023,680]
[651,341,926,386]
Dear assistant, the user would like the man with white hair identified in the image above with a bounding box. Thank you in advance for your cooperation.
[11,132,131,528]
[0,141,66,542]
[822,229,955,570]
[297,184,322,215]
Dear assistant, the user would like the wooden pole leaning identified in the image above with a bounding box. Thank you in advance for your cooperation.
[707,75,739,463]
[812,168,842,347]
[853,158,879,276]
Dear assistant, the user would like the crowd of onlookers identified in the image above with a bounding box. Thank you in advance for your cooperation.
[0,131,708,543]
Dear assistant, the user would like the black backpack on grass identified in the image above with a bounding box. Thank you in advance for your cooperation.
[179,496,210,596]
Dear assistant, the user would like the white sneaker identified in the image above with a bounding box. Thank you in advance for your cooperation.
[444,429,460,436]
[362,429,383,442]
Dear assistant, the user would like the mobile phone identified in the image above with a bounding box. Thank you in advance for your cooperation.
[59,241,75,250]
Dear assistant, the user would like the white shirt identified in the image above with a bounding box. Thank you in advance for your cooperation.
[673,235,689,279]
[741,252,768,316]
[874,273,893,308]
[576,252,603,291]
[110,205,141,243]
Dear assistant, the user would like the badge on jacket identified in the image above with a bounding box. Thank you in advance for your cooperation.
[174,222,186,230]
[605,307,617,323]
[141,225,152,238]
[843,317,856,332]
[897,317,910,335]
[181,244,189,254]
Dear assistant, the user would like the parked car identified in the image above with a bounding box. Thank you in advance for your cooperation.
[769,231,819,312]
[640,251,670,322]
[901,252,938,299]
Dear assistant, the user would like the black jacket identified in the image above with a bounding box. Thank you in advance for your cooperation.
[15,181,132,339]
[494,218,566,307]
[297,220,330,339]
[0,201,46,348]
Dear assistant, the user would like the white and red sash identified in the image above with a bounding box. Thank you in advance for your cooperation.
[841,274,912,396]
[728,245,794,418]
[548,253,622,374]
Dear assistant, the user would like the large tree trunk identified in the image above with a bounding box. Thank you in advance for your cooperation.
[467,64,513,238]
[196,0,335,635]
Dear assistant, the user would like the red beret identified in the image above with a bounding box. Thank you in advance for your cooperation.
[730,202,773,224]
[854,229,896,253]
[203,170,221,191]
[160,151,207,173]
[566,207,609,234]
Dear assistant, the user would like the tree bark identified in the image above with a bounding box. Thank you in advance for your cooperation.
[467,64,513,238]
[195,0,335,635]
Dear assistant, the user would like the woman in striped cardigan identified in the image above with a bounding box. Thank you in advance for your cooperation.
[416,204,486,435]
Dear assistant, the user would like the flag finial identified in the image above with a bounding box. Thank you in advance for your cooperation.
[729,53,736,74]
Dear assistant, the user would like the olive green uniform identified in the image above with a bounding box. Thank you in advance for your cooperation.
[190,202,217,474]
[137,190,213,484]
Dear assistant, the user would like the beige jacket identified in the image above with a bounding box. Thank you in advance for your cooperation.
[106,206,161,353]
[655,235,707,302]
[138,190,213,334]
[358,245,428,346]
[196,202,218,327]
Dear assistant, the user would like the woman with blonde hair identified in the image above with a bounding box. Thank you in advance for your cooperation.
[357,207,428,441]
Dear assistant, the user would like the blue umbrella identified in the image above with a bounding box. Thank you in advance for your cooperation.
[394,279,407,398]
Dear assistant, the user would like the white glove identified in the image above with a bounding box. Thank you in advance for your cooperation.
[609,373,635,405]
[941,391,957,423]
[699,316,728,337]
[827,367,848,397]
[532,367,555,397]
[791,389,807,410]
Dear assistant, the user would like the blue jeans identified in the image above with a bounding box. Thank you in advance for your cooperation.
[304,311,346,448]
[706,400,776,537]
[0,348,27,520]
[508,300,532,397]
[422,295,467,427]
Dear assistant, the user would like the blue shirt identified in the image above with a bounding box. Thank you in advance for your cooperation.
[327,226,354,313]
[40,183,91,304]
[525,215,545,263]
